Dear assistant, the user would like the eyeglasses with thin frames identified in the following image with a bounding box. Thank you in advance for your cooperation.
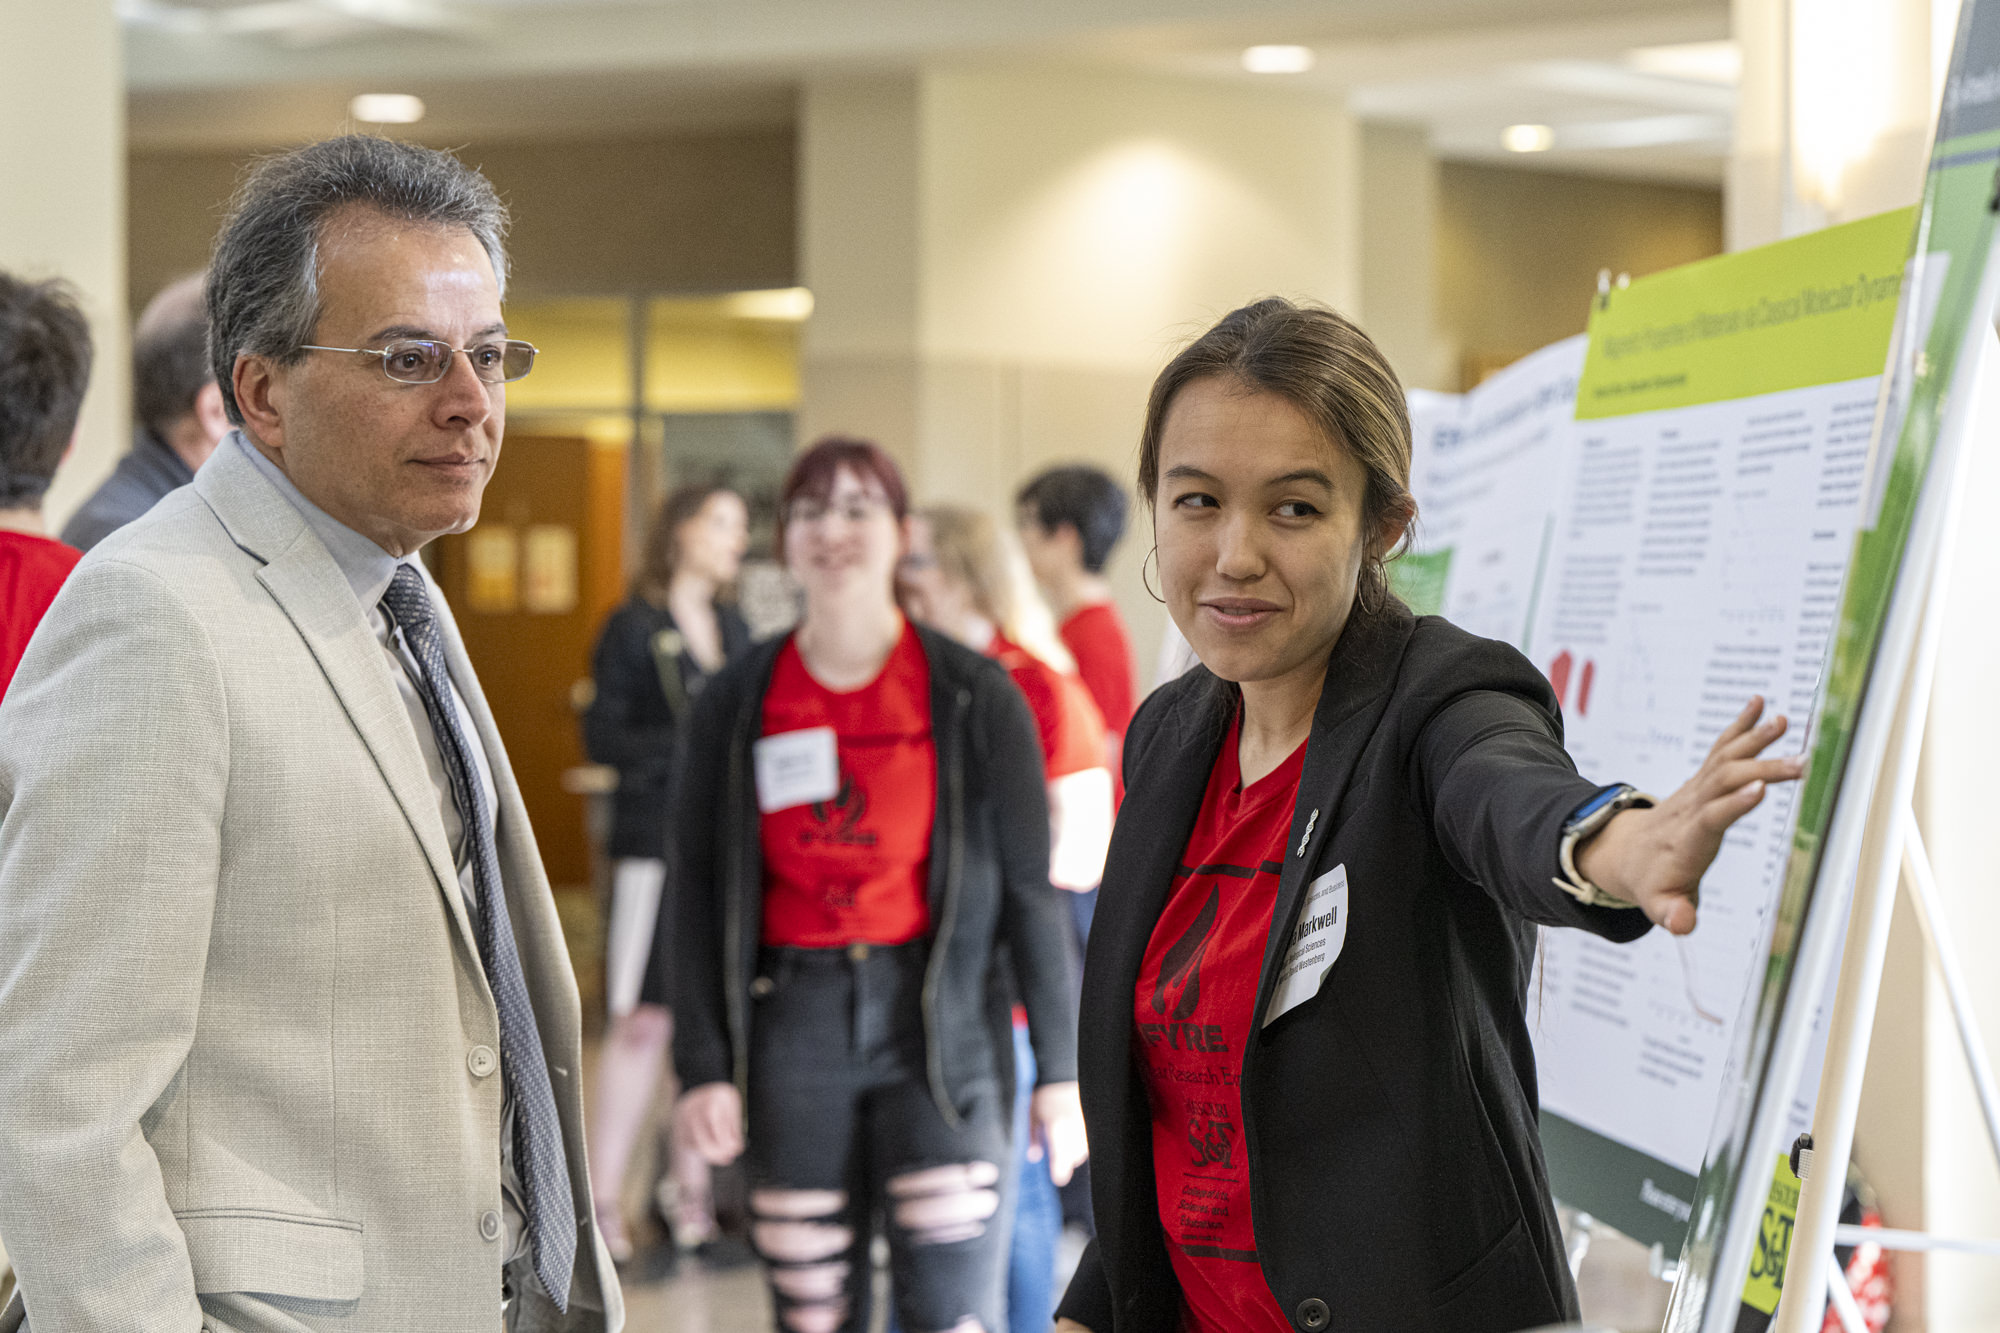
[296,338,539,385]
[788,496,894,525]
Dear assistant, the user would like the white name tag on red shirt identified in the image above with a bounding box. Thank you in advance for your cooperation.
[752,726,840,812]
[1263,863,1349,1027]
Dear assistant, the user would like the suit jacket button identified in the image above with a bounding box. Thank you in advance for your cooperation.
[480,1209,503,1241]
[750,976,774,998]
[468,1044,498,1078]
[1296,1297,1330,1329]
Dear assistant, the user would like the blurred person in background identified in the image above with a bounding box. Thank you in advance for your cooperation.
[583,483,752,1271]
[673,436,1085,1333]
[1015,464,1134,1238]
[0,270,90,695]
[60,271,228,552]
[899,503,1111,1333]
[1016,464,1137,793]
[900,505,1111,896]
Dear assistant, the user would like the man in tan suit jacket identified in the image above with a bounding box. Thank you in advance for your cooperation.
[0,137,621,1331]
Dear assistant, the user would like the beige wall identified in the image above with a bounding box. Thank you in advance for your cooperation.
[797,78,924,473]
[1360,122,1444,393]
[1436,161,1723,389]
[1731,0,1938,248]
[2,2,127,531]
[128,128,796,310]
[914,68,1359,372]
[801,66,1363,674]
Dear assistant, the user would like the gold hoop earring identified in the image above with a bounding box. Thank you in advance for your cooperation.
[1141,546,1164,604]
[1357,563,1385,617]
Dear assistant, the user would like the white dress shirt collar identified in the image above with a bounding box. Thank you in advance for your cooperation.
[228,429,414,605]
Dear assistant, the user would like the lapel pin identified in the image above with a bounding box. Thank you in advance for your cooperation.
[1297,808,1318,859]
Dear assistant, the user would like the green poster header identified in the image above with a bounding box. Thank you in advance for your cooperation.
[1575,207,1915,419]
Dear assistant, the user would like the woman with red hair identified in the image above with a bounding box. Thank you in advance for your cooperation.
[673,437,1084,1333]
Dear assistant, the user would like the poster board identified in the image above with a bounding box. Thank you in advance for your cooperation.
[1669,1,2000,1320]
[1401,335,1583,651]
[1532,209,1915,1253]
[1393,210,1915,1253]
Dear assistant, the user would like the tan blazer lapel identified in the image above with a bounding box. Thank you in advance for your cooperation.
[193,442,482,967]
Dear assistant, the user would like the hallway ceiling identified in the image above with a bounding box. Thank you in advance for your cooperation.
[123,0,1733,184]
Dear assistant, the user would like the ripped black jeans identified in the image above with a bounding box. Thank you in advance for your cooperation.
[747,941,1008,1333]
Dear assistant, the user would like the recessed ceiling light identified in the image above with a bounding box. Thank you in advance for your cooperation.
[723,287,815,322]
[350,93,426,125]
[1502,123,1556,153]
[1242,45,1315,74]
[1626,40,1743,86]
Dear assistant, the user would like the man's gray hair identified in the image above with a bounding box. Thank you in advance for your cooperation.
[206,134,509,424]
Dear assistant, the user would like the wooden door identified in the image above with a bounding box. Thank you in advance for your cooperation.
[432,434,625,890]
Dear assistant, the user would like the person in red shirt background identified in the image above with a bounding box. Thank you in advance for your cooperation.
[1015,465,1137,786]
[672,437,1085,1333]
[1015,464,1135,1242]
[901,505,1111,897]
[1015,464,1134,955]
[899,502,1113,1333]
[0,271,92,696]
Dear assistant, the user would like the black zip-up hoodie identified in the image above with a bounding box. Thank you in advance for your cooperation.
[671,623,1079,1116]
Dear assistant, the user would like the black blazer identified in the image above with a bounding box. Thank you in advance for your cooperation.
[672,623,1078,1116]
[1057,600,1651,1333]
[582,597,751,859]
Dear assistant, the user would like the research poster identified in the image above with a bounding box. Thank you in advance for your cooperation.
[1529,207,1914,1251]
[1399,335,1584,648]
[1397,210,1914,1252]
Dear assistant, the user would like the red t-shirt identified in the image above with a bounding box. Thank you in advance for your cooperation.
[1060,602,1135,805]
[0,531,81,698]
[988,632,1107,780]
[1060,602,1136,733]
[760,622,937,948]
[1135,711,1304,1333]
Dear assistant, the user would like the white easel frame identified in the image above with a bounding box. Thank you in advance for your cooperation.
[1668,207,2000,1325]
[1764,323,2000,1332]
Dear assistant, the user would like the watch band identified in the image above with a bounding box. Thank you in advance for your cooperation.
[1552,784,1656,910]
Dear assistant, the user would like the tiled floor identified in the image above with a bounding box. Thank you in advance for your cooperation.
[1569,1214,1675,1330]
[611,1223,1669,1332]
[620,1259,773,1332]
[614,1219,1092,1332]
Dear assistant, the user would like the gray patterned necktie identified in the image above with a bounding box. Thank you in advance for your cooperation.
[380,564,575,1309]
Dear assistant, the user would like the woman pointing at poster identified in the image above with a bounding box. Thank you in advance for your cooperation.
[1053,298,1804,1333]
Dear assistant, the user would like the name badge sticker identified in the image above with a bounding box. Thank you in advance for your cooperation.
[752,726,840,813]
[1262,863,1349,1027]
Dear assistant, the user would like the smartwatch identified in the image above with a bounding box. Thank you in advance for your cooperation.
[1553,783,1656,910]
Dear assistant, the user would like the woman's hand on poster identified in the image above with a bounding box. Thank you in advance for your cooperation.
[676,1081,746,1165]
[1029,1080,1088,1186]
[1575,695,1807,937]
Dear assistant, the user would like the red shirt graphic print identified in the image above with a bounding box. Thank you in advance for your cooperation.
[1134,710,1304,1333]
[759,622,937,948]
